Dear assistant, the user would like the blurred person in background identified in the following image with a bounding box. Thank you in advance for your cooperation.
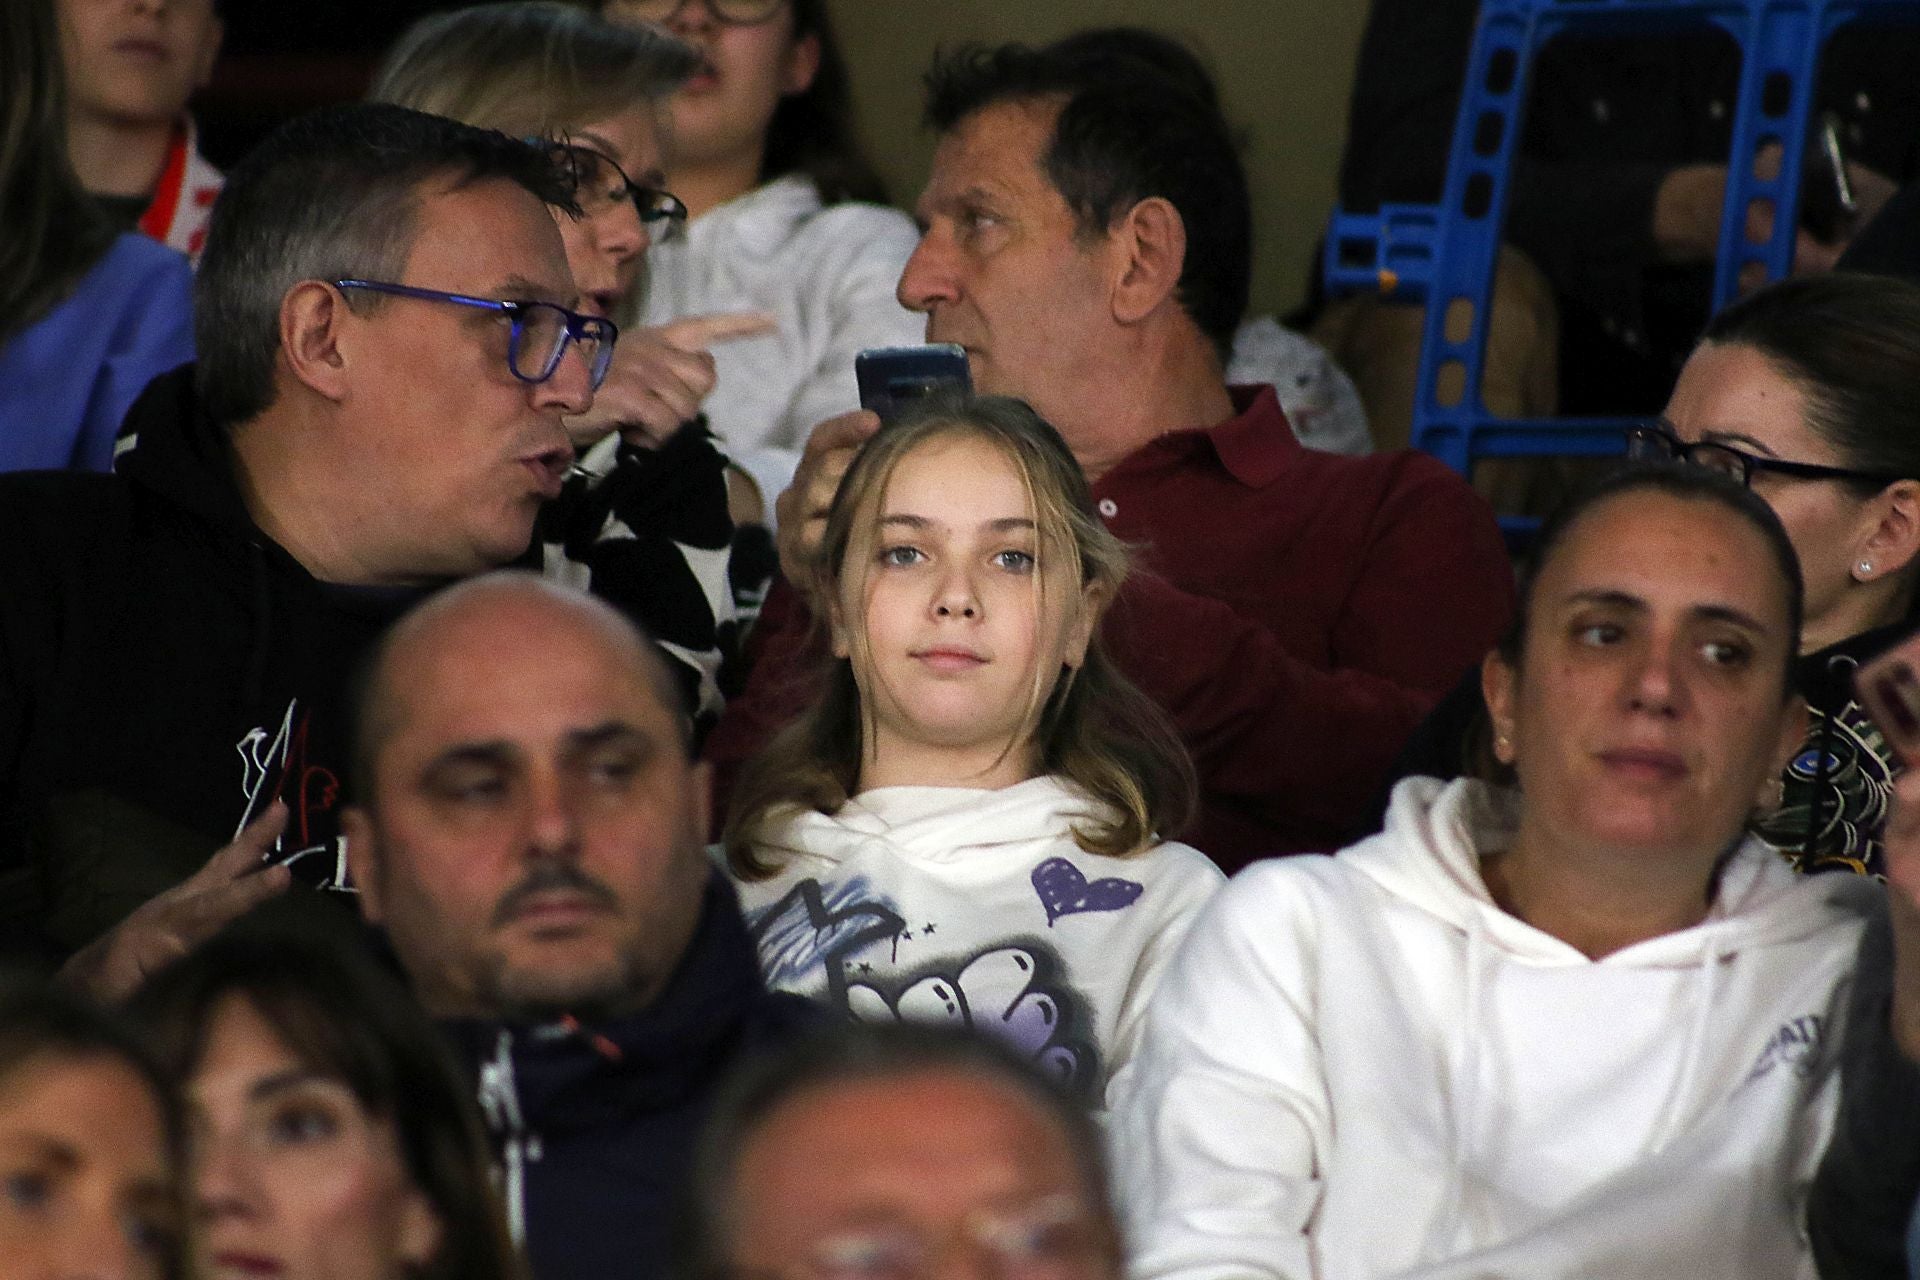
[58,0,225,262]
[131,919,524,1280]
[0,979,191,1280]
[3,0,194,473]
[677,1023,1122,1280]
[600,0,923,542]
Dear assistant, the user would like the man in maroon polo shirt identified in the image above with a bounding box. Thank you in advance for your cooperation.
[704,32,1514,871]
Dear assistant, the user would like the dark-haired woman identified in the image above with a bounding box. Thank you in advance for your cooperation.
[130,924,523,1280]
[0,981,191,1280]
[601,0,923,519]
[0,0,193,473]
[1637,272,1920,875]
[1112,466,1879,1278]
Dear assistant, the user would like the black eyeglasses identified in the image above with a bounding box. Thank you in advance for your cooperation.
[535,140,688,234]
[1625,423,1906,489]
[610,0,784,26]
[333,280,618,389]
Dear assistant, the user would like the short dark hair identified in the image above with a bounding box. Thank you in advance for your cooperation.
[674,1023,1117,1280]
[1502,464,1805,688]
[128,914,523,1280]
[194,102,578,431]
[1700,273,1920,489]
[923,33,1250,361]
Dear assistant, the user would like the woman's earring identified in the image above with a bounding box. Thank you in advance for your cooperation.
[1855,559,1876,581]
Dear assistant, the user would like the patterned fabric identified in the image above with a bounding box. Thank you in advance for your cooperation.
[135,119,222,265]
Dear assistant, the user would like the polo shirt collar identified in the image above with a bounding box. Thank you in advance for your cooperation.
[1203,383,1301,488]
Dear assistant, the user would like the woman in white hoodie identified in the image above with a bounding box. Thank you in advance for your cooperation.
[1111,464,1883,1279]
[723,396,1223,1102]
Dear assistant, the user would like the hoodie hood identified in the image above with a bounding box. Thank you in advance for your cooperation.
[114,362,259,536]
[1356,777,1876,966]
[757,776,1105,870]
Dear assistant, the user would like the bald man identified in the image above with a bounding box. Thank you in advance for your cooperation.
[344,572,816,1280]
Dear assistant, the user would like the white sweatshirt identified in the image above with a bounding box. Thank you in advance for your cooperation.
[1109,776,1881,1280]
[639,176,925,511]
[730,776,1224,1100]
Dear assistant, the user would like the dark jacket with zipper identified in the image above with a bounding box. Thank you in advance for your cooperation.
[439,873,822,1280]
[0,364,736,966]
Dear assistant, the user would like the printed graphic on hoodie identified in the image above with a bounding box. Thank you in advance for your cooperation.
[235,699,350,890]
[747,876,1102,1094]
[1754,697,1893,876]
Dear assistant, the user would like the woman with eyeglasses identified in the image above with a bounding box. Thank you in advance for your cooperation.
[1386,274,1920,877]
[370,3,756,455]
[370,3,754,741]
[1631,273,1920,876]
[599,0,924,528]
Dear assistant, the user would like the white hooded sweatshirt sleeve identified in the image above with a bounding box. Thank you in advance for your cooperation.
[1108,776,1881,1280]
[729,776,1223,1101]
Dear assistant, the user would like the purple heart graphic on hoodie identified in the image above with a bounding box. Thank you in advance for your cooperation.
[1031,857,1143,926]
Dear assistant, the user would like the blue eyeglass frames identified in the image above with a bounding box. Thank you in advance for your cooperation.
[332,280,618,390]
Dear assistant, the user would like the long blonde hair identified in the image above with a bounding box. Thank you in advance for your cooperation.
[725,396,1195,877]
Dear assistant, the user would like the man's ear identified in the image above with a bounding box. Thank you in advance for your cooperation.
[1481,650,1518,766]
[1110,197,1187,328]
[782,31,822,97]
[341,807,382,924]
[279,281,352,403]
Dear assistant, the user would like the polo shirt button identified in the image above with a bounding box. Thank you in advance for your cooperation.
[1098,498,1118,518]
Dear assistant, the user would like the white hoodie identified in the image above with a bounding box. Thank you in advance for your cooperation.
[730,776,1223,1100]
[1109,776,1881,1280]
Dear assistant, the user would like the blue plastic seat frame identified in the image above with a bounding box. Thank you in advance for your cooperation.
[1323,0,1920,481]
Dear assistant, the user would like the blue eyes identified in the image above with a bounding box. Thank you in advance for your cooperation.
[876,545,1035,573]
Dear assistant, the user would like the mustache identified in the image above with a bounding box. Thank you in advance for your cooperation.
[491,861,620,927]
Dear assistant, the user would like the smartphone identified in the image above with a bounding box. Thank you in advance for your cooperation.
[856,343,971,420]
[1857,641,1920,767]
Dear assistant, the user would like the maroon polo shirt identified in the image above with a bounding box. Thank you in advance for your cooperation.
[705,385,1514,872]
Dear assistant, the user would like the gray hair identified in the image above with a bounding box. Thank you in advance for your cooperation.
[193,101,577,431]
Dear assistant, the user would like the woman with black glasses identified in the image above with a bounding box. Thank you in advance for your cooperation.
[370,3,755,742]
[1633,273,1920,876]
[1381,274,1920,877]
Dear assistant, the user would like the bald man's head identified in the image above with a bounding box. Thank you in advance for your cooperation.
[343,572,712,1020]
[352,573,688,809]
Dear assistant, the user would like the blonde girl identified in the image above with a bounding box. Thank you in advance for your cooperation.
[725,395,1221,1100]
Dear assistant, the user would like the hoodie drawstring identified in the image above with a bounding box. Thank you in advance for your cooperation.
[477,1029,537,1245]
[1642,936,1723,1157]
[1420,916,1492,1260]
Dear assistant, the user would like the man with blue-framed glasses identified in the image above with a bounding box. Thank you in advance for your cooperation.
[0,102,738,1002]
